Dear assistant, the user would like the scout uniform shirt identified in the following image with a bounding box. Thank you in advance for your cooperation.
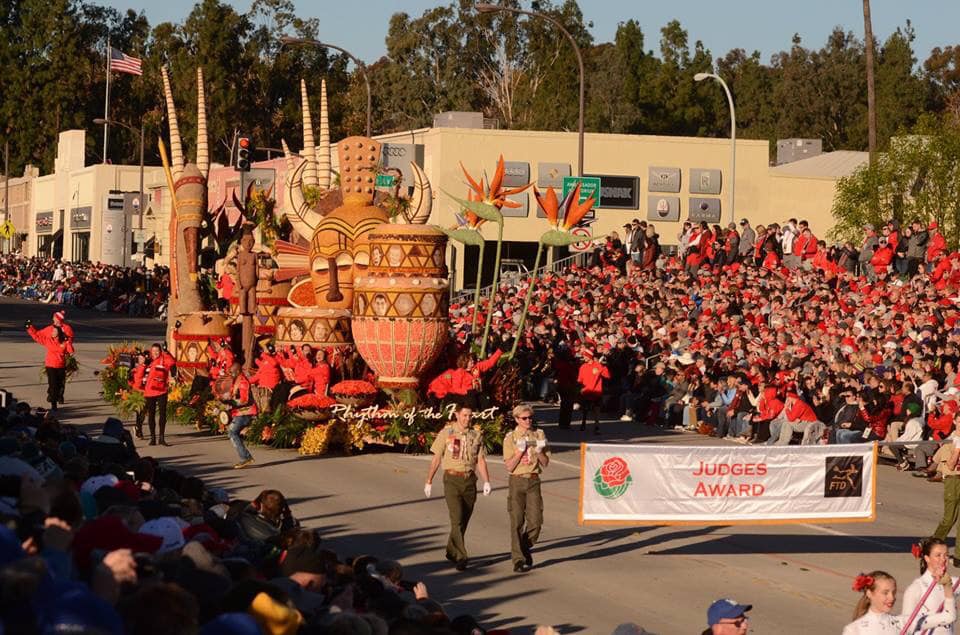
[431,425,485,474]
[503,427,549,476]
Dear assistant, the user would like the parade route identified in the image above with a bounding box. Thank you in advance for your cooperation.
[0,298,947,633]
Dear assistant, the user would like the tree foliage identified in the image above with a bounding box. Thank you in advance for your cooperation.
[831,115,960,245]
[0,0,958,178]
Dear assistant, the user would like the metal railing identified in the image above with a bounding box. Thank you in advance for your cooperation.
[451,249,594,304]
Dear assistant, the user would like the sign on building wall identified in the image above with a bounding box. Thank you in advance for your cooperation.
[70,206,92,231]
[648,167,681,193]
[562,176,601,220]
[537,163,570,189]
[499,162,531,217]
[36,211,54,234]
[587,174,640,210]
[379,143,424,192]
[689,168,722,195]
[647,196,680,222]
[689,198,722,223]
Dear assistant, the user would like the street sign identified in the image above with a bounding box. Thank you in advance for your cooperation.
[570,227,593,252]
[562,176,600,220]
[375,174,396,188]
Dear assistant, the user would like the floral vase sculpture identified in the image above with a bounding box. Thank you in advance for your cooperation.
[351,164,449,389]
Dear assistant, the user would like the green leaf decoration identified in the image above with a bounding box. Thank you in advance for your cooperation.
[442,190,503,223]
[540,229,591,247]
[438,226,485,246]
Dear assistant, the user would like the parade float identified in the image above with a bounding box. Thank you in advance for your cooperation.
[101,71,516,456]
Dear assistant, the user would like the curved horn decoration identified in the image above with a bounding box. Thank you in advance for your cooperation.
[283,157,322,241]
[300,79,318,188]
[196,67,209,178]
[281,139,296,171]
[317,79,331,189]
[408,162,433,225]
[161,65,184,182]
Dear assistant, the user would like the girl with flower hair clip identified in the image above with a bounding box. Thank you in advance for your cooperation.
[842,567,955,634]
[901,537,959,635]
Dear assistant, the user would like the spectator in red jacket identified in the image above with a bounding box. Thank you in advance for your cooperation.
[927,221,947,265]
[577,349,610,434]
[143,343,176,446]
[26,317,74,411]
[767,392,822,446]
[747,385,784,443]
[870,239,894,278]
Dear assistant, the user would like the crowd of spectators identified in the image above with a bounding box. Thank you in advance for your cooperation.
[0,255,170,318]
[0,401,548,635]
[451,216,960,477]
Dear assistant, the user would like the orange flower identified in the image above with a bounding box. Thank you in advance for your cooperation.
[533,187,560,227]
[561,182,596,230]
[460,155,532,210]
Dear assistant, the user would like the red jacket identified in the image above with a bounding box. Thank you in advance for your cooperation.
[577,360,610,397]
[757,387,784,420]
[248,353,282,390]
[870,245,893,271]
[427,350,503,398]
[143,353,176,398]
[230,373,258,417]
[792,234,817,259]
[928,231,947,262]
[27,325,74,368]
[783,396,818,422]
[130,364,147,393]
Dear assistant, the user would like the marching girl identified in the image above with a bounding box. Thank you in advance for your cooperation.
[843,569,955,634]
[900,538,959,635]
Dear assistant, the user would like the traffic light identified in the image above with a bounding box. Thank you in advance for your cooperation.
[236,134,253,171]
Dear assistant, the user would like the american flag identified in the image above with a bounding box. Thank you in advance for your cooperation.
[109,47,142,76]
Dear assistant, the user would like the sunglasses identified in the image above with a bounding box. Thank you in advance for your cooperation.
[516,416,533,421]
[719,616,748,627]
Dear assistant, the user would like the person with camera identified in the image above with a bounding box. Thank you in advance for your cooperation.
[143,343,176,446]
[423,403,492,571]
[26,315,75,411]
[224,362,258,469]
[503,404,549,572]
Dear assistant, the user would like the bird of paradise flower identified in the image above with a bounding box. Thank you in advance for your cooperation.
[439,155,531,355]
[509,183,595,357]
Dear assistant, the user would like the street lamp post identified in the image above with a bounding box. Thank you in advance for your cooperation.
[694,72,736,225]
[279,36,372,138]
[475,3,585,177]
[94,117,144,265]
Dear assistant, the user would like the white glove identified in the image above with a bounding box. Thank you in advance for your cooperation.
[516,438,528,452]
[535,439,547,452]
[482,481,491,496]
[423,483,432,498]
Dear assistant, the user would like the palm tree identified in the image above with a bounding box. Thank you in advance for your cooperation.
[863,0,877,165]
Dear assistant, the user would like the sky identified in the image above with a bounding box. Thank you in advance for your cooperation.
[100,0,960,65]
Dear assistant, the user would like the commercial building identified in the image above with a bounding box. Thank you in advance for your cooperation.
[16,124,865,291]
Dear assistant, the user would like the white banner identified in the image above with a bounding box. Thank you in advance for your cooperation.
[579,443,877,526]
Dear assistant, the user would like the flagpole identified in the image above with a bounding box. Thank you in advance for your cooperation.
[102,37,111,164]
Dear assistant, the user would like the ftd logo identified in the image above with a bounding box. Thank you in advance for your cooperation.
[824,456,863,498]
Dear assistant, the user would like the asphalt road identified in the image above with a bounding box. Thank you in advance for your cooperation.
[0,297,949,634]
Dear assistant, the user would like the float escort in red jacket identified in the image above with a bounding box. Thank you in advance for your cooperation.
[144,351,176,398]
[27,324,74,368]
[427,349,503,399]
[577,353,610,399]
[248,350,282,390]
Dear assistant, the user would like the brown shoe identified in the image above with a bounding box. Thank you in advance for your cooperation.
[928,474,944,483]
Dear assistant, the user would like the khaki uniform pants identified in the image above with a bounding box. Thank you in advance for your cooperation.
[935,475,960,545]
[508,475,543,566]
[443,472,477,562]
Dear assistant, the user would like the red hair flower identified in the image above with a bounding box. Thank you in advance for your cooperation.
[911,543,922,559]
[853,574,875,592]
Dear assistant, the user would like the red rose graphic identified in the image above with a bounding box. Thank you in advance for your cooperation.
[600,457,630,487]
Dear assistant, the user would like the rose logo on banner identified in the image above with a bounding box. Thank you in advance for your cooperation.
[593,457,632,499]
